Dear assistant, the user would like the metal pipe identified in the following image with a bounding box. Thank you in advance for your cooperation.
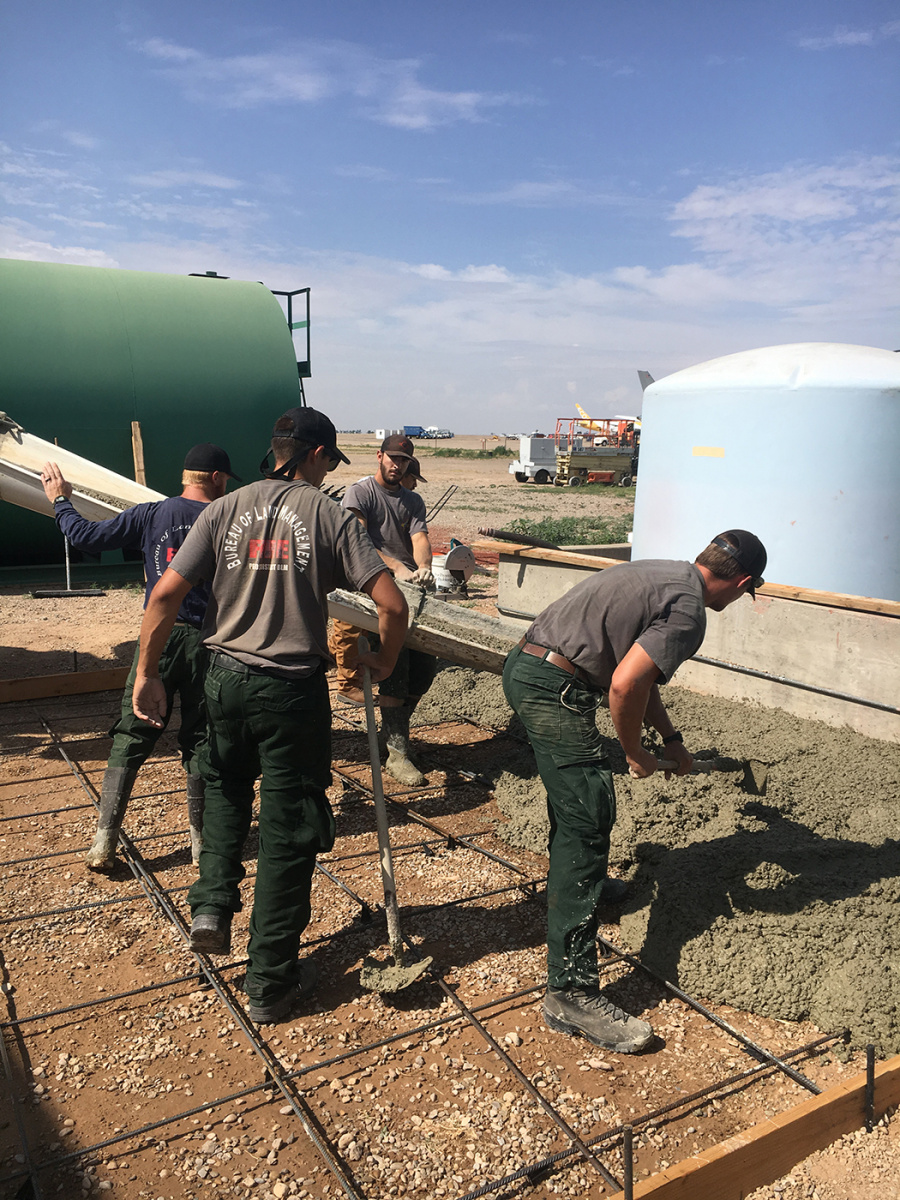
[693,654,900,716]
[478,525,560,550]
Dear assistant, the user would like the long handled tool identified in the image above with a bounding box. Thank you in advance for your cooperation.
[632,755,768,795]
[357,636,432,993]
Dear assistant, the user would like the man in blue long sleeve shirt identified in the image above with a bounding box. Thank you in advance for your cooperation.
[40,444,239,870]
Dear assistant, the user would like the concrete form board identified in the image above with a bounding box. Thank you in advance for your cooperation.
[495,550,900,744]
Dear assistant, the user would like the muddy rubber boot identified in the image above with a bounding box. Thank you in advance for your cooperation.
[186,773,205,867]
[380,705,427,788]
[84,766,138,871]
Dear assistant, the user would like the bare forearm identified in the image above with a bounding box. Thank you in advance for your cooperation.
[379,550,412,577]
[411,532,432,571]
[643,684,676,739]
[608,686,651,758]
[136,570,193,677]
[360,570,408,680]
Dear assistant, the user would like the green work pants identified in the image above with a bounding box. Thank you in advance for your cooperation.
[107,624,208,775]
[188,656,335,1005]
[502,644,616,990]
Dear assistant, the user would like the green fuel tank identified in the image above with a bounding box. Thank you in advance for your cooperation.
[0,259,304,567]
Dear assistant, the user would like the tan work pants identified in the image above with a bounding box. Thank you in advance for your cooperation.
[328,618,362,695]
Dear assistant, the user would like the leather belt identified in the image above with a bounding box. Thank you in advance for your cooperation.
[209,651,253,675]
[518,637,581,677]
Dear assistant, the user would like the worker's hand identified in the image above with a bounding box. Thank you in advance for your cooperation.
[132,676,167,728]
[391,564,418,583]
[664,740,694,778]
[41,461,72,504]
[626,747,661,778]
[357,649,397,685]
[411,567,435,589]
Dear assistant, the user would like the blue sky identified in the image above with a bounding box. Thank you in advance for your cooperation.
[1,0,898,431]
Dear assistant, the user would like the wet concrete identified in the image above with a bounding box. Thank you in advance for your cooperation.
[415,665,900,1052]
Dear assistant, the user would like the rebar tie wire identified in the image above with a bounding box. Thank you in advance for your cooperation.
[31,717,366,1200]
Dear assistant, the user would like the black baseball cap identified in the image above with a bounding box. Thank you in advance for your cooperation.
[380,433,414,460]
[404,456,427,482]
[275,407,350,465]
[712,530,767,596]
[183,443,241,480]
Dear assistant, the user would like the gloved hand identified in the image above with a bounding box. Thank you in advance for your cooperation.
[411,567,435,588]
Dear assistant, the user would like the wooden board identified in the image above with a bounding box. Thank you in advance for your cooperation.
[473,539,900,618]
[633,1054,900,1199]
[0,667,129,704]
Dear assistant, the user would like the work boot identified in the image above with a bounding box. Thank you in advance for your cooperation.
[84,766,138,871]
[190,912,232,955]
[600,876,629,903]
[186,773,205,867]
[380,705,426,788]
[246,960,318,1024]
[543,986,654,1053]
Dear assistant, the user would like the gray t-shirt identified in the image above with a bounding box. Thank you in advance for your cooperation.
[526,559,707,690]
[169,479,386,676]
[342,475,428,572]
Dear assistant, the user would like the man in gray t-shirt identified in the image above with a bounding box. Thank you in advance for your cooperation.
[502,530,767,1055]
[132,408,408,1025]
[329,433,438,788]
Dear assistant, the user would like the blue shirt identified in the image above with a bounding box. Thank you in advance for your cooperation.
[54,495,211,627]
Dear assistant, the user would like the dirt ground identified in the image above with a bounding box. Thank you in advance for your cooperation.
[2,445,897,1198]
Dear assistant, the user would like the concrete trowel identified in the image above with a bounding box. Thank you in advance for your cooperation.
[357,636,432,993]
[632,754,769,795]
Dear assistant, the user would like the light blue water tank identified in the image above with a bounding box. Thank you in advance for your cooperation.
[631,343,900,600]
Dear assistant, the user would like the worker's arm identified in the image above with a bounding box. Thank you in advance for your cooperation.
[131,568,194,727]
[41,461,146,553]
[409,530,435,587]
[643,682,693,776]
[346,505,417,581]
[608,643,692,778]
[411,531,432,571]
[356,569,408,682]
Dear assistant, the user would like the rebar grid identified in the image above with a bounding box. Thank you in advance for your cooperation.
[1,698,852,1199]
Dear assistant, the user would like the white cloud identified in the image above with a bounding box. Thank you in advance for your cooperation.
[613,157,900,324]
[408,263,512,283]
[0,219,119,267]
[128,169,243,190]
[452,179,629,208]
[62,131,101,151]
[116,197,262,235]
[797,21,900,50]
[141,37,203,63]
[136,36,531,129]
